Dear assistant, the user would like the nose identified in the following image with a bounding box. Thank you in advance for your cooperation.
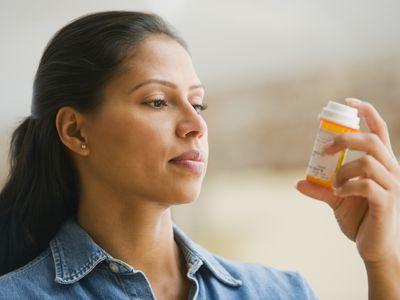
[175,102,207,139]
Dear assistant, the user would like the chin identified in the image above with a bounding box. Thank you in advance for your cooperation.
[169,187,201,205]
[174,194,200,205]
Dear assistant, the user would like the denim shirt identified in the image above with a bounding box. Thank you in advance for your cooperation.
[0,219,318,299]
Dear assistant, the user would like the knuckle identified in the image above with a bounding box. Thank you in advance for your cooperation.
[361,179,375,192]
[363,101,373,110]
[367,133,380,145]
[359,155,374,170]
[363,101,375,113]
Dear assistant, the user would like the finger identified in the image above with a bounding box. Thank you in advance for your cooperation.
[335,155,396,190]
[296,180,337,208]
[334,178,389,209]
[345,98,394,158]
[324,132,398,172]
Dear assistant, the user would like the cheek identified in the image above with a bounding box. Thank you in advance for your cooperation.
[88,112,172,180]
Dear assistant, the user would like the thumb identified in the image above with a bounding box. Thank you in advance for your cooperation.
[296,180,337,208]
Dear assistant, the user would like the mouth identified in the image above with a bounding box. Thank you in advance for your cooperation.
[169,149,206,174]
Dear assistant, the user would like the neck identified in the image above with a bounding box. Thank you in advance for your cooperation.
[77,188,186,282]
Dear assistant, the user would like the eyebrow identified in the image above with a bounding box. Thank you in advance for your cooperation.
[129,79,205,93]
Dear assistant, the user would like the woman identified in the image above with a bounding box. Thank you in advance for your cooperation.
[0,11,398,299]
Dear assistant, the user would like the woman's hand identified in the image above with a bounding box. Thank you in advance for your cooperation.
[296,98,400,299]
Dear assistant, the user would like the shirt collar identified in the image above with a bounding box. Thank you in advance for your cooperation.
[50,218,241,287]
[50,219,109,284]
[173,224,242,287]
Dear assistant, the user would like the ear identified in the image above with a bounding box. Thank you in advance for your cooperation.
[56,107,89,156]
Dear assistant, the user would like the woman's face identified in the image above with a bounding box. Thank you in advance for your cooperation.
[83,35,208,206]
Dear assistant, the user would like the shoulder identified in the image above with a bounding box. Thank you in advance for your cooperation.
[0,248,56,298]
[211,254,318,299]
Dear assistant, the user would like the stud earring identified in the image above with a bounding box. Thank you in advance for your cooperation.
[81,143,87,150]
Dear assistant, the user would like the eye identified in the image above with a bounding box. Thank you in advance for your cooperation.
[146,98,168,109]
[192,103,208,114]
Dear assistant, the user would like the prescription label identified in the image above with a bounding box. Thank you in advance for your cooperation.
[306,129,345,181]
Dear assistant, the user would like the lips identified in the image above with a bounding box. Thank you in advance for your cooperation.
[169,149,205,163]
[169,149,205,174]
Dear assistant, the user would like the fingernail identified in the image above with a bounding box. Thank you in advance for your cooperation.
[345,98,363,105]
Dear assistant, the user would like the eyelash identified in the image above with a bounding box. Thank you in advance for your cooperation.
[146,98,208,113]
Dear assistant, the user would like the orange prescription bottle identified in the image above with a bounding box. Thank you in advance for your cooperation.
[306,101,360,188]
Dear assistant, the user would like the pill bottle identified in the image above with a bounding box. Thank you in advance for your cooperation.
[305,101,360,188]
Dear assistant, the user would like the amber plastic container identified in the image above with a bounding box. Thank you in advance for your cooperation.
[306,101,360,188]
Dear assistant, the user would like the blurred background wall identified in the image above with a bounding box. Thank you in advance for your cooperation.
[1,1,400,299]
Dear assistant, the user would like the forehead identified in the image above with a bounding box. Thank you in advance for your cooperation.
[121,35,199,83]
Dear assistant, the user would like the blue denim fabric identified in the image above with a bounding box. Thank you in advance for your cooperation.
[0,219,318,299]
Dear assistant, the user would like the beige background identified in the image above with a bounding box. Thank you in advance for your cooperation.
[1,1,400,299]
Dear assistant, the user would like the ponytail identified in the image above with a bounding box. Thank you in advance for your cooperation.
[0,116,78,275]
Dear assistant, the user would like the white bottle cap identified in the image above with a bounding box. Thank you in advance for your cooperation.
[319,101,360,129]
